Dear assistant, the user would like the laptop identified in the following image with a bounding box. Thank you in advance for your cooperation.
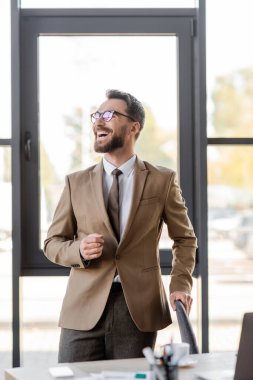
[196,313,253,380]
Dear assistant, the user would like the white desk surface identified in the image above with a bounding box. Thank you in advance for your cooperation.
[5,352,236,380]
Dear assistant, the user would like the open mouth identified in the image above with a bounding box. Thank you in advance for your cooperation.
[97,132,109,138]
[96,130,111,141]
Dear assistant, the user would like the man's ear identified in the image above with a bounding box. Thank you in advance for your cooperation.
[130,122,141,137]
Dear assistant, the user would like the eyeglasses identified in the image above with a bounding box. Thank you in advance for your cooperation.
[90,110,135,124]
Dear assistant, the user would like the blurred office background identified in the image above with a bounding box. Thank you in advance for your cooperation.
[1,0,253,379]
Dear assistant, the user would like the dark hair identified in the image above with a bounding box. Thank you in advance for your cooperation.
[106,89,145,136]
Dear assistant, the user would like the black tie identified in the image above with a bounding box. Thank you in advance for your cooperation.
[107,168,122,242]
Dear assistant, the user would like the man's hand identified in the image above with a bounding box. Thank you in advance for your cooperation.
[80,233,104,261]
[169,291,193,315]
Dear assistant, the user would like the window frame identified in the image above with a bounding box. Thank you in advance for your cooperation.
[20,8,199,276]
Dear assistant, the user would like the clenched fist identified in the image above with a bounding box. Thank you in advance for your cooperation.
[80,233,104,261]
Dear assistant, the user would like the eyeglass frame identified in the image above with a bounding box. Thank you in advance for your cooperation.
[90,110,136,124]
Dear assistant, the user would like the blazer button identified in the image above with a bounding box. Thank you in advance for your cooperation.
[115,254,120,260]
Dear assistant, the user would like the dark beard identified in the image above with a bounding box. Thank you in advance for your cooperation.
[94,134,125,153]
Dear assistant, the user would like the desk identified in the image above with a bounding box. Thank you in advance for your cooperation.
[5,352,236,380]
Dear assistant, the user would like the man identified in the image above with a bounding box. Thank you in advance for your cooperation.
[44,89,197,363]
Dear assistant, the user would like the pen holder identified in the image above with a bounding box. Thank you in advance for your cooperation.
[164,363,178,380]
[150,362,178,380]
[149,362,165,380]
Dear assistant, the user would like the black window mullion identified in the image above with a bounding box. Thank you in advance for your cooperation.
[208,137,253,145]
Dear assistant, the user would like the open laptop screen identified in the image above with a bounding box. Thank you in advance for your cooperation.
[234,312,253,380]
[196,313,253,380]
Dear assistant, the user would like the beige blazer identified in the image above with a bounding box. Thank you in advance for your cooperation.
[44,158,197,332]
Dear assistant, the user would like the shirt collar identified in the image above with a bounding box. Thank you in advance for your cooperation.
[103,155,136,177]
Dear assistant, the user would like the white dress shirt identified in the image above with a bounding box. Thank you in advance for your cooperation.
[102,155,136,240]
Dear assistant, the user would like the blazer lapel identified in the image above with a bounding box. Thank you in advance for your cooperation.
[89,161,115,238]
[120,158,149,242]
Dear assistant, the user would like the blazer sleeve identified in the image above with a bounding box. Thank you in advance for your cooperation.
[163,171,198,294]
[43,176,85,268]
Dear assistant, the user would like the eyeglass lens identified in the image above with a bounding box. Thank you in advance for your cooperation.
[92,111,113,123]
[102,111,113,121]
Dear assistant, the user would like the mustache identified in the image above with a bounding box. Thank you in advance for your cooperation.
[95,127,113,134]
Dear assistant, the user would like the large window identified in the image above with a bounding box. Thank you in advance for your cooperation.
[6,2,207,367]
[0,0,12,376]
[206,0,253,351]
[16,7,203,366]
[20,10,197,274]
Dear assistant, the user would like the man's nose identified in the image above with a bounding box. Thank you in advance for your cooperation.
[93,117,105,131]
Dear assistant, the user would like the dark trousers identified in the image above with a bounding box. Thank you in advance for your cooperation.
[58,282,157,362]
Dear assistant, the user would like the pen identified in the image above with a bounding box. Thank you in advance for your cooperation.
[142,347,165,380]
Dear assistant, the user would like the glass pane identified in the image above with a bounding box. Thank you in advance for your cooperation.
[21,276,68,366]
[0,147,12,374]
[22,0,197,8]
[39,36,178,250]
[0,1,11,138]
[207,0,253,137]
[20,276,198,364]
[208,146,253,351]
